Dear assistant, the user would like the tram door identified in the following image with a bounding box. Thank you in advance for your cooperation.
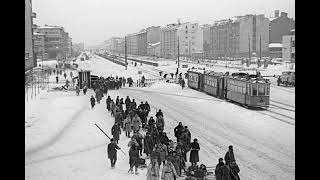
[198,74,204,91]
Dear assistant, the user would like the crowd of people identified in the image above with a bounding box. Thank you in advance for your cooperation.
[84,74,240,180]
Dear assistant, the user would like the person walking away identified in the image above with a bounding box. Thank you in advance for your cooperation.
[158,142,168,166]
[174,122,184,143]
[111,122,121,144]
[76,85,80,96]
[224,145,240,180]
[106,96,112,111]
[125,96,131,110]
[124,115,132,138]
[63,72,67,79]
[128,144,140,174]
[156,109,163,119]
[146,158,160,180]
[215,158,231,180]
[181,79,185,89]
[83,84,88,95]
[90,96,96,108]
[189,138,200,166]
[107,138,121,168]
[161,160,178,180]
[56,76,59,84]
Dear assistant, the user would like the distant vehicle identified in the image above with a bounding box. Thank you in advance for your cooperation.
[277,71,295,87]
[188,70,270,108]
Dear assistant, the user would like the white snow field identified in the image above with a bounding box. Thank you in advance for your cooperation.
[25,56,295,180]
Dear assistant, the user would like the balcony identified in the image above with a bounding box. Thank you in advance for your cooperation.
[31,12,37,18]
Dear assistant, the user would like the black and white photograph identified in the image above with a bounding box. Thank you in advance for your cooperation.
[25,0,295,179]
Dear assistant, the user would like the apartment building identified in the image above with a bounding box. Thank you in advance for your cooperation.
[160,23,179,59]
[25,0,37,71]
[137,30,147,56]
[269,11,295,43]
[177,22,203,57]
[282,29,295,62]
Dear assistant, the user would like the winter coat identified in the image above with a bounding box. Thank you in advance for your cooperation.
[174,124,184,138]
[167,154,180,176]
[124,117,132,133]
[161,163,178,180]
[158,144,168,162]
[224,150,236,166]
[146,163,160,180]
[215,163,231,180]
[90,97,95,105]
[129,146,140,166]
[132,115,141,132]
[107,142,120,159]
[189,142,200,163]
[156,117,164,129]
[111,124,121,140]
[144,135,154,155]
[132,132,144,150]
[156,111,163,119]
[128,138,139,148]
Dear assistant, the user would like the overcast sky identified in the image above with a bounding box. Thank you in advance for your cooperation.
[32,0,295,46]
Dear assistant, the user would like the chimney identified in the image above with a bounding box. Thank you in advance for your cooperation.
[274,10,279,18]
[281,12,287,18]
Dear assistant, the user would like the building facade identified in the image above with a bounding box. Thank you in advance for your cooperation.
[269,11,295,43]
[33,32,46,60]
[126,33,138,55]
[25,0,36,71]
[269,43,283,59]
[210,14,269,59]
[177,22,204,57]
[202,24,211,58]
[147,42,160,57]
[282,29,295,62]
[137,30,148,56]
[36,25,71,61]
[146,26,160,45]
[160,23,179,59]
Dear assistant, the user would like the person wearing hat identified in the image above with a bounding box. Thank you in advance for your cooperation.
[189,138,200,166]
[107,138,121,168]
[146,158,160,180]
[224,145,240,180]
[215,158,231,180]
[111,122,121,144]
[174,122,184,143]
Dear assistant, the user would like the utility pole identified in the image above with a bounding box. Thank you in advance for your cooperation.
[125,36,127,70]
[259,34,261,67]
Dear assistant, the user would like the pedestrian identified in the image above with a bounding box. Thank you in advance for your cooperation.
[106,96,112,111]
[76,85,80,96]
[161,160,178,180]
[143,132,154,157]
[90,95,95,108]
[70,71,73,78]
[132,114,142,132]
[181,79,185,89]
[146,158,160,180]
[158,142,168,166]
[63,72,67,79]
[83,84,88,95]
[107,138,121,168]
[215,158,231,180]
[132,131,144,156]
[125,96,131,110]
[56,76,59,84]
[224,145,240,180]
[128,144,140,174]
[189,138,200,166]
[156,116,165,132]
[111,122,121,144]
[124,115,132,138]
[155,109,163,119]
[174,122,184,143]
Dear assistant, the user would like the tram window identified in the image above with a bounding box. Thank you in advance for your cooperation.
[252,84,257,96]
[258,85,265,95]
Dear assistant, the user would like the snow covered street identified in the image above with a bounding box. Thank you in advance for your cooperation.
[25,56,294,180]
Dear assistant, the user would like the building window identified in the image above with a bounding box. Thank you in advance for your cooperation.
[25,53,29,60]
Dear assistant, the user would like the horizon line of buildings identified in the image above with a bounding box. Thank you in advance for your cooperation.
[104,10,295,62]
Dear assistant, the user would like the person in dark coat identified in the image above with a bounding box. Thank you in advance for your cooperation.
[148,116,155,129]
[181,79,185,89]
[131,99,137,109]
[174,122,184,142]
[90,96,95,108]
[189,138,200,166]
[125,96,131,110]
[128,144,140,174]
[111,122,121,143]
[107,138,121,168]
[143,132,154,157]
[155,109,163,119]
[224,145,240,180]
[83,84,88,95]
[215,158,231,180]
[106,96,112,111]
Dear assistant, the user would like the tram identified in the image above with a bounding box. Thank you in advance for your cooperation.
[187,70,270,108]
